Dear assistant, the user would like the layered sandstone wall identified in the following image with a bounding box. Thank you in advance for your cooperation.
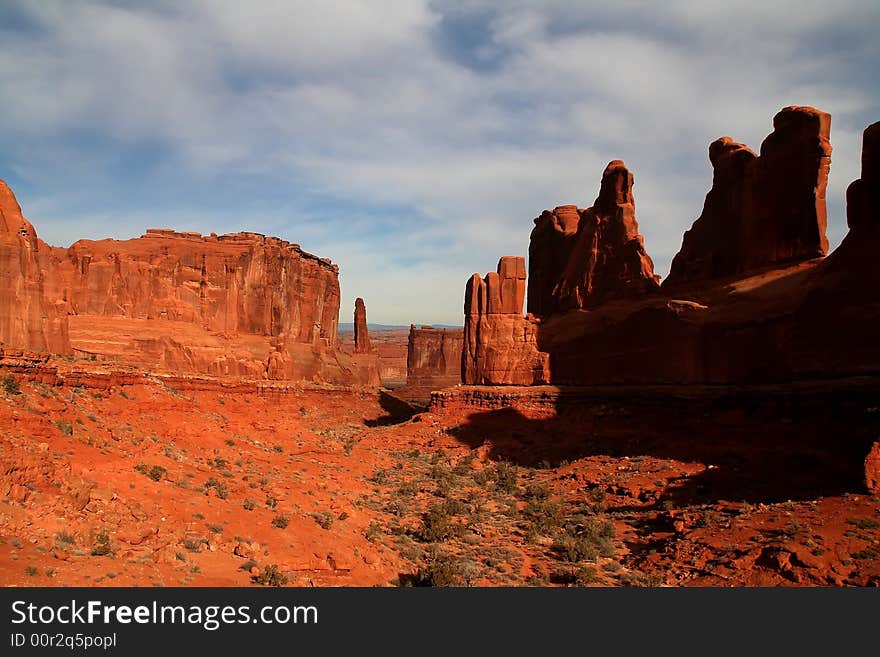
[0,181,69,354]
[462,256,549,385]
[0,182,379,385]
[406,325,463,389]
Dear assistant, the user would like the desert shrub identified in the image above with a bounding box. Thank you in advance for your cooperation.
[522,498,564,538]
[551,564,601,586]
[204,477,229,499]
[365,522,383,543]
[271,514,289,529]
[251,564,288,587]
[134,463,166,482]
[491,462,519,494]
[90,533,112,557]
[206,523,224,534]
[242,499,256,511]
[418,501,465,542]
[311,511,334,530]
[852,548,879,560]
[2,374,21,395]
[553,517,616,561]
[24,565,38,577]
[54,420,73,436]
[55,531,76,547]
[408,549,481,587]
[619,570,664,587]
[847,517,880,530]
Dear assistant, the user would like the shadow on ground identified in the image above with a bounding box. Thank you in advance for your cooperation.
[365,390,421,427]
[443,387,879,506]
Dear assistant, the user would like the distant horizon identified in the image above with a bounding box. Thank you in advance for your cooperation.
[1,1,877,325]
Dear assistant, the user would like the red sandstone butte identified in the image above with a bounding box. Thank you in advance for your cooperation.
[0,180,69,353]
[463,257,548,385]
[462,111,880,387]
[0,180,378,385]
[664,106,831,288]
[354,297,371,353]
[406,325,463,389]
[528,160,659,316]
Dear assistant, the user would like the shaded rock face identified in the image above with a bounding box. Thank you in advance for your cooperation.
[528,161,659,317]
[665,106,831,288]
[867,441,880,495]
[0,180,68,353]
[406,325,463,389]
[354,297,371,353]
[463,257,549,385]
[846,121,880,231]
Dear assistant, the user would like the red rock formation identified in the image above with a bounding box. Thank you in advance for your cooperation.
[867,441,880,495]
[528,161,659,316]
[406,325,463,389]
[463,257,549,385]
[0,180,68,353]
[49,228,340,344]
[527,205,581,317]
[353,297,371,353]
[665,106,831,288]
[846,121,880,230]
[0,180,379,385]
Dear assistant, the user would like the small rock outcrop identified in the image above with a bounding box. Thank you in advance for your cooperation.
[354,297,371,353]
[528,160,659,317]
[665,106,831,288]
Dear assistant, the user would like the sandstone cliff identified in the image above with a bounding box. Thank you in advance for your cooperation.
[0,180,69,354]
[406,325,463,389]
[0,184,378,385]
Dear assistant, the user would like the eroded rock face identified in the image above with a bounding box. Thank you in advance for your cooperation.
[50,228,340,345]
[0,180,379,385]
[406,325,463,389]
[354,298,371,353]
[463,258,549,385]
[867,441,880,495]
[528,160,659,316]
[0,180,68,353]
[665,106,831,288]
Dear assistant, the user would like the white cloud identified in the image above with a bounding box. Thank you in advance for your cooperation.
[0,0,877,324]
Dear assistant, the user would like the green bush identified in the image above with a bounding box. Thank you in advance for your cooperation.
[54,420,73,436]
[251,564,288,586]
[2,374,21,395]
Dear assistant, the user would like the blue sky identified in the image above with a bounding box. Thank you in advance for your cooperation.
[1,1,878,325]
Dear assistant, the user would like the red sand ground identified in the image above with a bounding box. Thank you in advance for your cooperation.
[1,373,878,587]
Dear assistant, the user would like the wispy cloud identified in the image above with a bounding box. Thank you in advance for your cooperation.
[0,1,877,324]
